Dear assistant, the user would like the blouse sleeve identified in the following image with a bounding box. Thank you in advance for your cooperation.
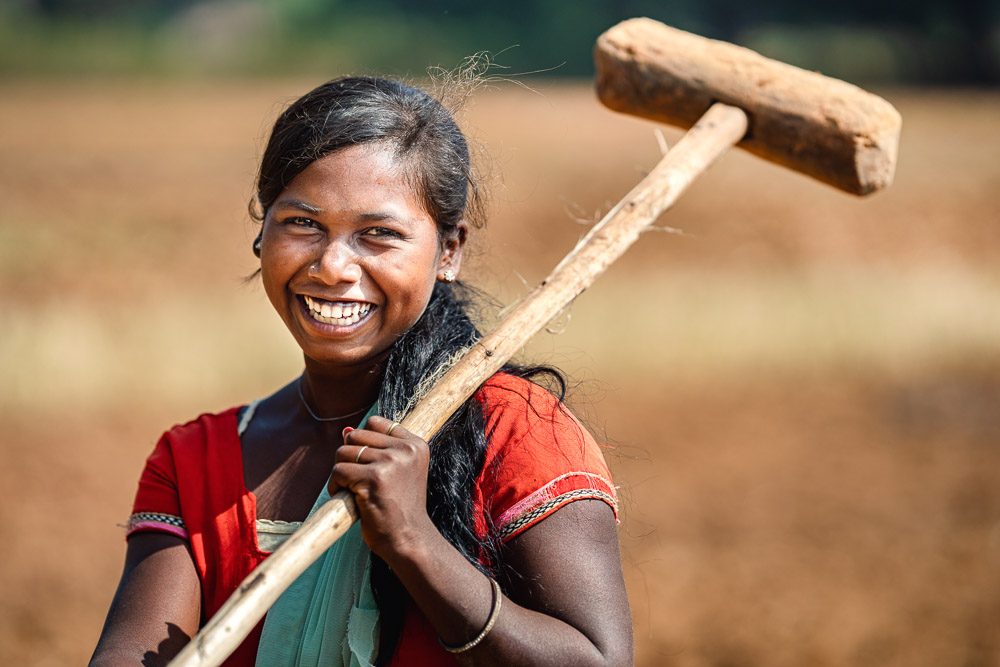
[125,432,189,540]
[475,374,618,543]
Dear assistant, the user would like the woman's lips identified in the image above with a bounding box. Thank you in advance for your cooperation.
[301,295,373,326]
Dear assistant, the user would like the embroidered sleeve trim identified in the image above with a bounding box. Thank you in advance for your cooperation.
[126,512,189,540]
[494,471,619,543]
[498,488,618,541]
[495,471,616,526]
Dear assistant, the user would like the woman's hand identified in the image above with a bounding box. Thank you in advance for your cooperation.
[331,415,438,564]
[333,415,633,666]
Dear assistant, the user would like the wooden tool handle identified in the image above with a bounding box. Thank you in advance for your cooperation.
[167,102,748,667]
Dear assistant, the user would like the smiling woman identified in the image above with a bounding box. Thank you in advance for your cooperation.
[260,143,461,371]
[89,76,632,667]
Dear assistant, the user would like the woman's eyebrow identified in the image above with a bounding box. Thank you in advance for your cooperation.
[274,199,325,214]
[357,211,409,224]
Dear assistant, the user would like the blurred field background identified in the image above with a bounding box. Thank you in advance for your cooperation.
[2,2,1000,666]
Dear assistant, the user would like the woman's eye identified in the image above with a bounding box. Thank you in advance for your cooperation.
[363,227,402,238]
[287,216,318,228]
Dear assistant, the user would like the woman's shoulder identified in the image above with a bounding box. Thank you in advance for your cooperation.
[476,371,601,469]
[477,372,562,416]
[158,406,245,448]
[473,372,619,541]
[132,405,249,521]
[142,406,248,480]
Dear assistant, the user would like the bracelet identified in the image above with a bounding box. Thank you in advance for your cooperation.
[439,578,503,654]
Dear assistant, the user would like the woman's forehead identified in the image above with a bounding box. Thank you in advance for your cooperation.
[273,145,430,221]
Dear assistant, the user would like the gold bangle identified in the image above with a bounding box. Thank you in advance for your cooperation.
[439,578,502,654]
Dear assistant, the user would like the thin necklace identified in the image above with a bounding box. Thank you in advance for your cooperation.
[297,378,370,422]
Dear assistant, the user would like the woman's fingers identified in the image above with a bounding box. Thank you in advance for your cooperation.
[336,416,420,462]
[332,416,428,481]
[329,414,434,561]
[367,415,414,440]
[335,443,374,465]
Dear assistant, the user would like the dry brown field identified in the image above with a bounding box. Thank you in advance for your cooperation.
[1,80,998,666]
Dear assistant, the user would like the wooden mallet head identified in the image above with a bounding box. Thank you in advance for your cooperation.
[595,18,902,195]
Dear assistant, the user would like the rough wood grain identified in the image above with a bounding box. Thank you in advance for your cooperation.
[595,17,902,195]
[167,102,749,667]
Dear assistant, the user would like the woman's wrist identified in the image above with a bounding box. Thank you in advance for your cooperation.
[439,577,502,654]
[386,534,505,655]
[377,514,443,571]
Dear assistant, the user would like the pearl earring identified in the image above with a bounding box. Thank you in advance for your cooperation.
[252,235,262,258]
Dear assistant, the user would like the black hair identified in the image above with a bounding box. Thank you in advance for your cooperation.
[255,76,565,663]
[252,76,485,239]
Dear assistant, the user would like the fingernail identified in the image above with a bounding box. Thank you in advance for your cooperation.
[342,427,354,439]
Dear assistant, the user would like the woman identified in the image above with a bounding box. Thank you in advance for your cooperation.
[91,76,632,666]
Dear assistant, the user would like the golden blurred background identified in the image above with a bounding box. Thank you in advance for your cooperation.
[1,32,999,667]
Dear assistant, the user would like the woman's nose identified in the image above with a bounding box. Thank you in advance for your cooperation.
[310,240,363,284]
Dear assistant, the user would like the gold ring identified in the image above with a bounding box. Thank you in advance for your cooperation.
[386,422,401,437]
[354,445,368,464]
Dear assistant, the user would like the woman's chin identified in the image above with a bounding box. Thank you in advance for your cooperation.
[293,324,395,372]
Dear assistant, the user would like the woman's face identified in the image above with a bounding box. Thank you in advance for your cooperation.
[260,143,464,371]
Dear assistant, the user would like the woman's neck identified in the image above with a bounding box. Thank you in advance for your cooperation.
[300,359,384,420]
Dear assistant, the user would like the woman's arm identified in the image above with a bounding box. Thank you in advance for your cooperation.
[334,416,633,666]
[90,533,201,667]
[497,499,633,665]
[394,499,632,666]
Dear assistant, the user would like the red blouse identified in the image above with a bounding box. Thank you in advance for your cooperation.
[127,373,617,665]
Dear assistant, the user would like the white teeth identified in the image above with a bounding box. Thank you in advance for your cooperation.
[303,296,371,326]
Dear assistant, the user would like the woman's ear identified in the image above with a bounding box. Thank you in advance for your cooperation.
[437,220,468,282]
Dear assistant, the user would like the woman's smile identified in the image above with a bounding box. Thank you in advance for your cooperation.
[300,295,374,328]
[258,142,463,370]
